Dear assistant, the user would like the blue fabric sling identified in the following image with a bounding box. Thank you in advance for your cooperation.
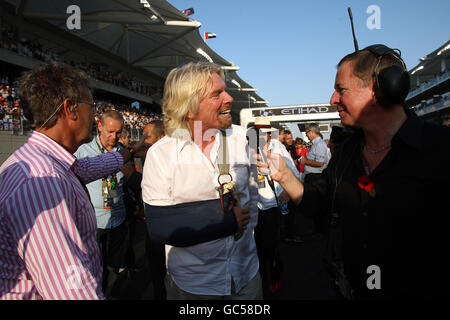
[145,131,242,247]
[144,193,237,247]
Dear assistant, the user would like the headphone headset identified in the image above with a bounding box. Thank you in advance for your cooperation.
[363,44,410,107]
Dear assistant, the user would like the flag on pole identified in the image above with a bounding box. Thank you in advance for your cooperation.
[182,8,194,16]
[204,32,216,40]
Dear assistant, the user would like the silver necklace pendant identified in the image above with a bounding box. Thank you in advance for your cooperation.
[364,143,392,154]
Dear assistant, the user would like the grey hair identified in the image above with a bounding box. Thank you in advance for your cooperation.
[307,123,321,135]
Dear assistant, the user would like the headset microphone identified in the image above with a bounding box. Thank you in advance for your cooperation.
[363,44,410,107]
[347,8,410,107]
[347,7,359,51]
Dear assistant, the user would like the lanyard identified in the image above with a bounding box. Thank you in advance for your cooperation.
[95,136,117,190]
[95,136,107,154]
[217,130,231,181]
[216,130,243,241]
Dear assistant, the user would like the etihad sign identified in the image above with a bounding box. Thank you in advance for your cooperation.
[252,105,337,117]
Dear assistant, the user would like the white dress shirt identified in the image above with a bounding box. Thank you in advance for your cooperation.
[141,124,259,295]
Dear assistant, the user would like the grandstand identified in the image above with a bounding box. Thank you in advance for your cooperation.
[1,0,269,164]
[0,0,266,132]
[405,40,450,125]
[2,1,447,147]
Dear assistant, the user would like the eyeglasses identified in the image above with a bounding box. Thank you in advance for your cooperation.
[38,99,96,130]
[305,130,311,134]
[76,100,97,109]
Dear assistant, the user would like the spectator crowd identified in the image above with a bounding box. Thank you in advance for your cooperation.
[1,22,162,100]
[1,15,450,304]
[0,72,163,134]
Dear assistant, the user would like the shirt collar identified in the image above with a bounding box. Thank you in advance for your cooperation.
[173,127,231,154]
[174,136,193,154]
[350,111,425,151]
[96,135,120,152]
[312,136,322,145]
[28,131,76,171]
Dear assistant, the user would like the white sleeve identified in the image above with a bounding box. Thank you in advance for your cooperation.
[141,146,174,206]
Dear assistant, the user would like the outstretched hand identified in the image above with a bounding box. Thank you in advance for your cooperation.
[255,150,288,183]
[256,150,304,206]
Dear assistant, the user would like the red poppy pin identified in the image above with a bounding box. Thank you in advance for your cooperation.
[358,175,376,197]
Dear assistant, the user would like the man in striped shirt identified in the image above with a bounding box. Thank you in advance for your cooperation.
[0,62,140,299]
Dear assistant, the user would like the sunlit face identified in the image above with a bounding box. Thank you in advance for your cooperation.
[193,72,234,132]
[285,133,293,146]
[118,131,130,147]
[98,117,124,151]
[329,61,375,128]
[143,123,163,145]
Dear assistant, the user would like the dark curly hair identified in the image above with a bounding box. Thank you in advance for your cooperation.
[17,61,91,128]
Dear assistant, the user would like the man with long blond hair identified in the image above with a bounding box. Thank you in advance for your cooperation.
[141,62,262,299]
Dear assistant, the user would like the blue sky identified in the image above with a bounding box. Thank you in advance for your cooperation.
[168,0,449,106]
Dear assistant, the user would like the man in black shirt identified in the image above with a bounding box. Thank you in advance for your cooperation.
[259,45,450,299]
[283,130,300,165]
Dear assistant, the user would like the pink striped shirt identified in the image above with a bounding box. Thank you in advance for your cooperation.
[0,131,123,299]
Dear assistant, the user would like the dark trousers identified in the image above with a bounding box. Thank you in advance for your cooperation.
[124,215,166,300]
[282,201,299,238]
[304,173,327,234]
[254,206,282,299]
[97,222,127,298]
[145,232,167,300]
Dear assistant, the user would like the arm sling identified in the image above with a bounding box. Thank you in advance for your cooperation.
[145,131,240,247]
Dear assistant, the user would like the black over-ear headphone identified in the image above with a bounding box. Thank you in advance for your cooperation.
[363,44,410,107]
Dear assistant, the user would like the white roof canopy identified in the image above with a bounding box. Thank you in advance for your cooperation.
[2,0,267,118]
